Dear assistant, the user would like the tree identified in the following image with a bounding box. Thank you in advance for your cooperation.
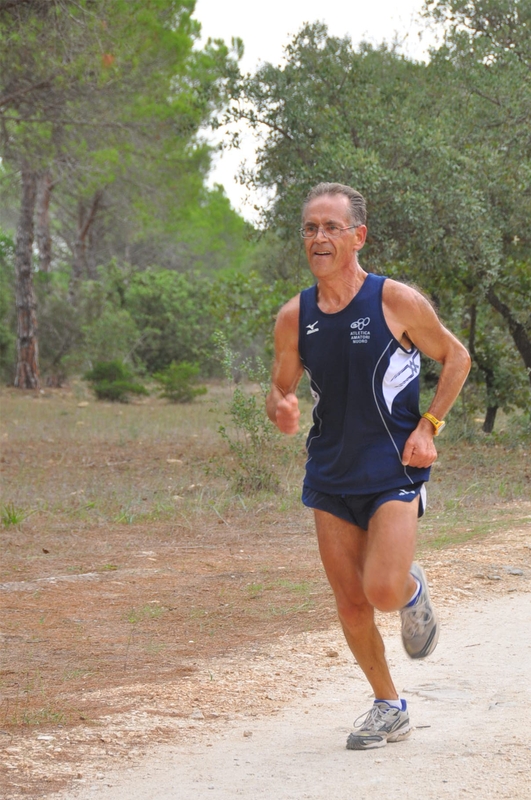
[425,0,531,409]
[14,165,39,387]
[224,19,530,428]
[0,0,242,386]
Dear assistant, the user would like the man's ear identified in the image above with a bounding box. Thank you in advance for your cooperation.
[353,224,368,250]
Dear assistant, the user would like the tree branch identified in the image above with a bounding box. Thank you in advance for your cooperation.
[0,0,33,11]
[235,110,294,141]
[0,79,53,109]
[79,189,103,241]
[0,114,136,129]
[487,286,531,376]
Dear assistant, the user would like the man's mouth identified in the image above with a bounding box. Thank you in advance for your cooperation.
[313,249,332,256]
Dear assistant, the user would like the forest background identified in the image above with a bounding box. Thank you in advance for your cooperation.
[1,0,530,437]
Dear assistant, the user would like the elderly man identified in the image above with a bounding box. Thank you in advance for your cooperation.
[267,182,471,750]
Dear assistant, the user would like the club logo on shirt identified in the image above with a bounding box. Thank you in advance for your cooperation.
[382,350,421,413]
[350,317,371,344]
[306,321,320,335]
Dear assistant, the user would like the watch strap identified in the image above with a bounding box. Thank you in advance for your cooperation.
[422,412,446,435]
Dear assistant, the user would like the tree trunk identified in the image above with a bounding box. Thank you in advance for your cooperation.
[14,164,40,389]
[35,170,53,273]
[86,224,99,280]
[468,302,498,434]
[487,287,531,387]
[69,189,103,303]
[482,406,498,434]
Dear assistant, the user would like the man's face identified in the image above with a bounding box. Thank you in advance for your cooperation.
[302,194,366,279]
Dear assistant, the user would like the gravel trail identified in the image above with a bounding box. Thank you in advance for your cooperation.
[65,591,531,800]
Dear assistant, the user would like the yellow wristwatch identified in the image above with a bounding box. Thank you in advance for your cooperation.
[422,412,446,436]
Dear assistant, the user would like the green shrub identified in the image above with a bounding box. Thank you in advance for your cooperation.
[36,279,84,385]
[153,361,207,403]
[84,360,148,403]
[125,270,214,374]
[212,331,282,494]
[82,307,141,366]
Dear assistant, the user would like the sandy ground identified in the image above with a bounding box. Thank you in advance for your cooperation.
[57,588,531,800]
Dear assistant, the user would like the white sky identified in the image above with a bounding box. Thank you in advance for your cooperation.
[194,0,438,220]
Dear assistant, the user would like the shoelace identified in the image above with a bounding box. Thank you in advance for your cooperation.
[354,703,392,731]
[401,594,433,637]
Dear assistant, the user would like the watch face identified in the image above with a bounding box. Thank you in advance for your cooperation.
[436,421,446,435]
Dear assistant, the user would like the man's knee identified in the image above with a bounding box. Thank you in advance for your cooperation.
[363,576,407,612]
[336,598,374,631]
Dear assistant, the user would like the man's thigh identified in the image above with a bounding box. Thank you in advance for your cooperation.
[313,509,369,606]
[314,497,419,604]
[364,498,419,588]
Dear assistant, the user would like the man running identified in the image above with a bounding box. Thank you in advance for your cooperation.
[266,182,471,750]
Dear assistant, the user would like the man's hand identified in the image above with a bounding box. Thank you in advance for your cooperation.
[401,421,438,468]
[275,392,300,435]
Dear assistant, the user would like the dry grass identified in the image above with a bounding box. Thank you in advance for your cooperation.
[0,381,306,531]
[1,381,529,587]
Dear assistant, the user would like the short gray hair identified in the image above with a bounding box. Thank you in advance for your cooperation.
[302,183,367,226]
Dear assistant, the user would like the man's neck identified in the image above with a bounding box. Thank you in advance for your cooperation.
[315,264,368,314]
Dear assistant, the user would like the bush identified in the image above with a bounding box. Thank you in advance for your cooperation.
[125,270,214,374]
[82,307,141,367]
[212,331,282,494]
[153,361,207,403]
[35,278,84,385]
[84,360,148,403]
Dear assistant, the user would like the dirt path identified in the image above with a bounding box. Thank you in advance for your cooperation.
[2,521,530,799]
[57,588,531,800]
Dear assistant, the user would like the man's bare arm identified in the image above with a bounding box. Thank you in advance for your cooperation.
[266,296,304,435]
[384,281,471,468]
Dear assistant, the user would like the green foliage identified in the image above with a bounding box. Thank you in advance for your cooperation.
[2,255,296,387]
[209,268,301,356]
[84,360,148,403]
[34,276,84,385]
[153,361,207,403]
[226,16,531,428]
[122,265,296,376]
[138,184,255,274]
[0,0,246,278]
[82,308,141,367]
[212,331,281,494]
[124,269,214,373]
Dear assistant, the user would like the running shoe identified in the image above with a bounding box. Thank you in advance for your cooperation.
[400,562,439,659]
[346,700,411,750]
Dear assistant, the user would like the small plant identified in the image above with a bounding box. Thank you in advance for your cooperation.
[84,360,148,403]
[212,331,282,494]
[153,361,207,403]
[1,503,25,527]
[20,707,66,726]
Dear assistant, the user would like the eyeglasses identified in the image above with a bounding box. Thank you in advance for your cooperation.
[300,223,358,239]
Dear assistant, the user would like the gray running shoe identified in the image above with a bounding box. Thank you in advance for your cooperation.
[346,701,411,750]
[400,563,439,659]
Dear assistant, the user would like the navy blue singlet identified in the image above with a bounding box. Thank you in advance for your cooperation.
[298,273,431,495]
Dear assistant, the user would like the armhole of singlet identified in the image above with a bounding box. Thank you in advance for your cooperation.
[379,276,417,355]
[298,287,315,362]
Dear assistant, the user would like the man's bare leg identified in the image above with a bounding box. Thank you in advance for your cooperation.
[314,500,419,699]
[363,499,419,611]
